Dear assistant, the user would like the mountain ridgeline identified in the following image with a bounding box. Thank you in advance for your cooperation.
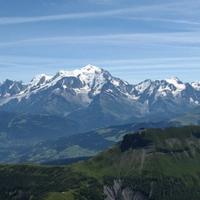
[1,126,200,200]
[0,65,200,131]
[1,65,200,163]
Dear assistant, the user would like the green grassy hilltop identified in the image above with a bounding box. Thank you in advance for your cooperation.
[1,126,200,200]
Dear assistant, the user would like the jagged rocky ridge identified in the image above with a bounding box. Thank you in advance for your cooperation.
[0,65,200,129]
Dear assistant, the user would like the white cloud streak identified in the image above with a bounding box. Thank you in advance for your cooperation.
[0,55,200,83]
[0,1,196,25]
[125,17,200,26]
[1,32,200,47]
[0,5,163,25]
[1,55,200,69]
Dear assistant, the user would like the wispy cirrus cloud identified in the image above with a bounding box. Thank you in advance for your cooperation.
[124,17,200,26]
[0,5,160,25]
[0,1,197,25]
[1,0,200,29]
[1,0,200,83]
[1,55,200,70]
[1,32,200,47]
[0,55,200,83]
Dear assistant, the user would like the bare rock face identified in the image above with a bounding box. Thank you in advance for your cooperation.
[104,180,148,200]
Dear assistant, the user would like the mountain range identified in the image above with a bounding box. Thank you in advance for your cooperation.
[0,64,200,129]
[1,64,200,163]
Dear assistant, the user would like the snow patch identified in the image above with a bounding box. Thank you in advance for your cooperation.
[165,77,186,91]
[191,82,200,91]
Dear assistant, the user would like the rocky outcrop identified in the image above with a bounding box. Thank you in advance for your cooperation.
[104,180,148,200]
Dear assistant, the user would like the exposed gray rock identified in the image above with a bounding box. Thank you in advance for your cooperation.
[104,180,148,200]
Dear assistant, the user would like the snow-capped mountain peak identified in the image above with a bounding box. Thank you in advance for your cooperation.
[191,82,200,91]
[52,65,110,93]
[0,79,25,98]
[81,64,103,74]
[53,65,104,80]
[30,74,53,86]
[135,79,152,94]
[16,65,111,102]
[1,65,200,122]
[165,77,186,91]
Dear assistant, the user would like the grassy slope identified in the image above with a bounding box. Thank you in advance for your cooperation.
[1,126,200,199]
[75,126,200,177]
[72,126,200,199]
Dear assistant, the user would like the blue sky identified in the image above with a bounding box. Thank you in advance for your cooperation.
[0,0,200,83]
